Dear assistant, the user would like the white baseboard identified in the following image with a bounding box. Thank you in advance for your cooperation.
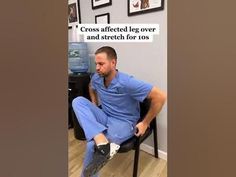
[140,143,167,161]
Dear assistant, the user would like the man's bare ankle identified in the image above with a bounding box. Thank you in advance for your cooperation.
[94,133,109,145]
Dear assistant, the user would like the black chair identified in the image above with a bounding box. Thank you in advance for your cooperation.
[118,99,159,177]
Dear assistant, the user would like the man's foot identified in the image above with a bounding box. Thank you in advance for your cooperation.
[83,142,120,177]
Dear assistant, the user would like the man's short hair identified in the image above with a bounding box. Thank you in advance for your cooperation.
[95,46,117,60]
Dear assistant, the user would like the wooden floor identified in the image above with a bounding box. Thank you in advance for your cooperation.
[68,129,167,177]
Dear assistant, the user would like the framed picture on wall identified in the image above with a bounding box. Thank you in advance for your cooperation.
[128,0,164,16]
[92,0,112,10]
[68,0,81,29]
[95,13,110,24]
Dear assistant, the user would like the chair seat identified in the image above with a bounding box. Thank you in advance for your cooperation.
[118,127,152,153]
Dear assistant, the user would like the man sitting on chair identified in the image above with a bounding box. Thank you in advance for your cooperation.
[72,46,166,177]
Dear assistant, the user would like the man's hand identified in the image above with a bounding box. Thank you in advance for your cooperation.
[135,121,148,137]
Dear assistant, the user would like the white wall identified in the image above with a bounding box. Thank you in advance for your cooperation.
[69,0,167,153]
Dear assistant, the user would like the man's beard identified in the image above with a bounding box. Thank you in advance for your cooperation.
[97,70,111,78]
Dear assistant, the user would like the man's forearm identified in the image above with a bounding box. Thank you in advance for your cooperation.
[89,83,98,106]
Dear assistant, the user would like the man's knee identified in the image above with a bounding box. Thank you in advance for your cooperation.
[72,96,89,108]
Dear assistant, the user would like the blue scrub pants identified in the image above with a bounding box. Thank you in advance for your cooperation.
[72,96,135,177]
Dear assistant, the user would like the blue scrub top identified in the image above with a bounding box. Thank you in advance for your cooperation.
[91,71,153,123]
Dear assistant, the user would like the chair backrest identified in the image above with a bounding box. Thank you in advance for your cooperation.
[140,98,150,119]
[139,99,156,129]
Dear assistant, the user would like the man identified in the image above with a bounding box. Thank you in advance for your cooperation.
[72,46,166,177]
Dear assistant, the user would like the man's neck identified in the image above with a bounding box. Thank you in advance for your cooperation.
[104,69,117,88]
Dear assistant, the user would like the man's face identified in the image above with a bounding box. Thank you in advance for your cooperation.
[95,52,116,77]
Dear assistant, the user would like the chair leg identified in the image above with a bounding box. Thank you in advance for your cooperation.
[133,144,140,177]
[153,120,159,158]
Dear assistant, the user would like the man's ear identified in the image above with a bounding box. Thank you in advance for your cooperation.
[111,58,117,66]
